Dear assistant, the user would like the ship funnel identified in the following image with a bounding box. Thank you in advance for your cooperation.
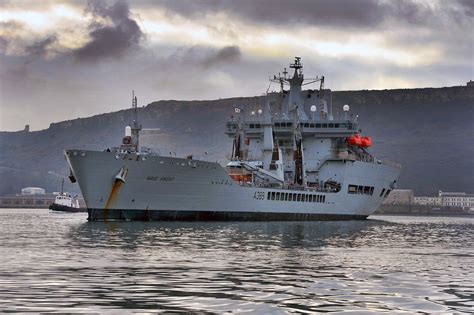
[125,125,132,137]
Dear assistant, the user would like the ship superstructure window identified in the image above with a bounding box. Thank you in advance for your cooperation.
[348,185,375,195]
[380,188,385,197]
[384,189,391,198]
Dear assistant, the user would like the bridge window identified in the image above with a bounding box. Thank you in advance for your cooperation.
[316,124,321,128]
[384,189,391,198]
[380,188,385,197]
[349,185,374,195]
[348,185,357,194]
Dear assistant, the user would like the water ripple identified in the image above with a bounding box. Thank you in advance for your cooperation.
[0,210,472,313]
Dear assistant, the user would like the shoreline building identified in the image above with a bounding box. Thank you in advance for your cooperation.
[413,190,474,211]
[380,189,473,214]
[438,191,474,210]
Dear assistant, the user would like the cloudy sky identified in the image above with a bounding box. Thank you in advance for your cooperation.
[0,0,472,131]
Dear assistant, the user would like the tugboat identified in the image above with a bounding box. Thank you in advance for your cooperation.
[49,178,85,212]
[65,57,401,221]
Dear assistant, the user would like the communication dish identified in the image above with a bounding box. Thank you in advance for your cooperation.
[343,104,350,112]
[310,105,317,112]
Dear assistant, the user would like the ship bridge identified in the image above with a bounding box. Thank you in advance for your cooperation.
[225,120,359,136]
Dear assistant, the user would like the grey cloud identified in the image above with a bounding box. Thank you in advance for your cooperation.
[164,45,242,69]
[0,20,58,60]
[457,0,474,17]
[155,0,437,29]
[202,45,241,68]
[25,35,57,58]
[0,36,8,54]
[0,21,23,54]
[73,0,143,62]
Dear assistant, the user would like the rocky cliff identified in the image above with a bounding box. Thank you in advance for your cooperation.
[1,86,473,196]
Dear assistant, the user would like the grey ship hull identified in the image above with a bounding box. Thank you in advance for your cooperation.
[65,150,401,221]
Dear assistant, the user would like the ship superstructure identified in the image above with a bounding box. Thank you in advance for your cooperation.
[65,58,401,221]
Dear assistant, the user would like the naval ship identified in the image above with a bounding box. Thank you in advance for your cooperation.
[66,57,401,221]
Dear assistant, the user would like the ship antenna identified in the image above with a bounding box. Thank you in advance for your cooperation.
[132,90,138,126]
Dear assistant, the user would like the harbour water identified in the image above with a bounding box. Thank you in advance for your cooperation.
[0,209,472,313]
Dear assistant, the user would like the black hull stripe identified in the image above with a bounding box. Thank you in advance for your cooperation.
[87,209,368,221]
[49,204,87,213]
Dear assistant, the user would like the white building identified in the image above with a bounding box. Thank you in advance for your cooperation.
[413,196,441,206]
[21,187,46,195]
[413,190,474,211]
[439,191,474,210]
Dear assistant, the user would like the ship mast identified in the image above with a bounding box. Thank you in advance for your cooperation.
[131,90,141,151]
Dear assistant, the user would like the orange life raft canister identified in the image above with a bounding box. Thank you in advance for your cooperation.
[360,136,373,148]
[347,134,362,146]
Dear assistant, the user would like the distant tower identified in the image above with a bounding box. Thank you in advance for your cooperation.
[23,125,30,132]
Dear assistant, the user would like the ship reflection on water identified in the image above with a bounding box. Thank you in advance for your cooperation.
[0,209,472,313]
